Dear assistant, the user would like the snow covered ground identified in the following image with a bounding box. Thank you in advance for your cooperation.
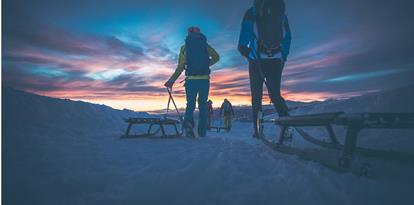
[3,86,414,205]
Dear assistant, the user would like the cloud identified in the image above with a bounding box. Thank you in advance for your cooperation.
[324,69,410,83]
[3,0,414,111]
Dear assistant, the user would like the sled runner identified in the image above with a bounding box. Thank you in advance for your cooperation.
[262,112,414,177]
[121,88,184,138]
[261,138,374,177]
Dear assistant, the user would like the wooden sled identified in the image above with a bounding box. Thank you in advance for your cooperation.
[121,117,182,139]
[262,112,414,177]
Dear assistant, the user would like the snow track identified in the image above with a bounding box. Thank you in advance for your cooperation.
[4,123,414,205]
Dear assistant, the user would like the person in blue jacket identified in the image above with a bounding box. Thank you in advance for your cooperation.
[238,0,292,138]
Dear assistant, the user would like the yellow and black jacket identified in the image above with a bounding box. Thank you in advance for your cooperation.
[167,44,220,82]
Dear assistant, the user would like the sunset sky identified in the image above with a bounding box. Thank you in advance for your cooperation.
[3,0,414,111]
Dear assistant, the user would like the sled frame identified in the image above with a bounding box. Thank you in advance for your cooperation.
[121,117,181,138]
[274,112,414,168]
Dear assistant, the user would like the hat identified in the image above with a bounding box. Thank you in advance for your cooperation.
[188,26,201,34]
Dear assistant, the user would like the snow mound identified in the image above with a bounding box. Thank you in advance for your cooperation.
[2,87,151,136]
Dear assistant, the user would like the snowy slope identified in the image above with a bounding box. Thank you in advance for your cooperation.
[290,84,414,114]
[2,87,150,136]
[3,86,414,205]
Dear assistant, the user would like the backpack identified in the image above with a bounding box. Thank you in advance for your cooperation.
[185,33,210,76]
[223,102,232,114]
[254,0,286,57]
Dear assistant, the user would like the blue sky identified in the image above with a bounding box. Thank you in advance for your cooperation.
[3,0,414,110]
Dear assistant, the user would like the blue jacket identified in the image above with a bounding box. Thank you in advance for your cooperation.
[238,7,292,61]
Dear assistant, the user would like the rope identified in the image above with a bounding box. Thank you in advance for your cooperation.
[166,88,184,123]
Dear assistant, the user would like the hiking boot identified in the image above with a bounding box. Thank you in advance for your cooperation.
[284,127,294,141]
[198,129,207,137]
[226,125,232,132]
[185,127,195,138]
[184,123,195,138]
[252,132,264,139]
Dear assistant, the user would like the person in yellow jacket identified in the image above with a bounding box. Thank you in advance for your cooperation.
[219,99,235,131]
[164,26,219,137]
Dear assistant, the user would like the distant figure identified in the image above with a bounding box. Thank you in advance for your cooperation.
[165,26,220,137]
[220,99,235,131]
[207,100,214,130]
[238,0,292,138]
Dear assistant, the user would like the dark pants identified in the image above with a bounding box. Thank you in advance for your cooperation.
[207,112,213,129]
[249,59,289,134]
[223,113,232,130]
[184,79,210,136]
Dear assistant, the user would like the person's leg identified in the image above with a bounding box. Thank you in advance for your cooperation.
[224,114,229,129]
[263,59,289,117]
[228,115,232,130]
[224,113,232,130]
[207,114,212,129]
[197,80,210,136]
[184,80,197,128]
[249,61,264,134]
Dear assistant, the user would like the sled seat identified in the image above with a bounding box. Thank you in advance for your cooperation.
[275,112,344,126]
[276,112,414,127]
[274,112,414,168]
[121,117,181,138]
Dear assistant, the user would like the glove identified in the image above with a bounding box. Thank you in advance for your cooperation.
[238,45,251,58]
[164,80,174,88]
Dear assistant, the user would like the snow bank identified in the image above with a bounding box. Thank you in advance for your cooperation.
[291,84,414,115]
[2,87,150,136]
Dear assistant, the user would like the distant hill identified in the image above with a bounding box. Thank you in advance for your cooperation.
[291,84,414,115]
[149,100,315,122]
[3,84,413,136]
[2,87,149,136]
